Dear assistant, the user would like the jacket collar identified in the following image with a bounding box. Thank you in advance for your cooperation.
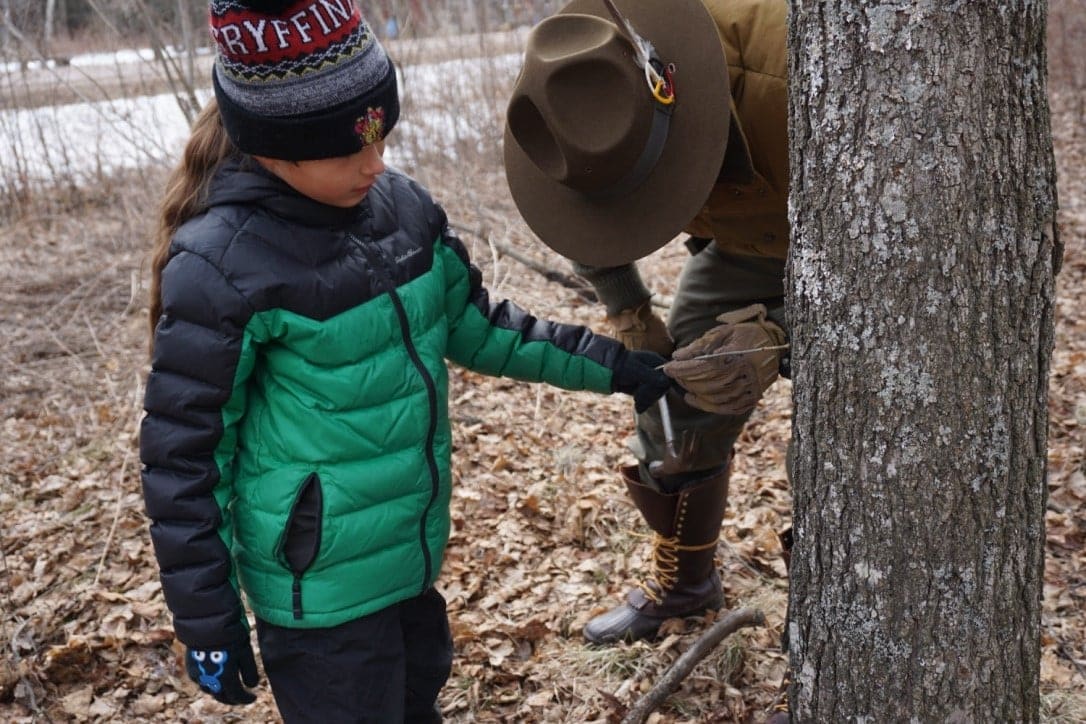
[207,155,366,229]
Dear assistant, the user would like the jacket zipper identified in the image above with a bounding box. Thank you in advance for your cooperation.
[274,472,323,621]
[348,233,441,591]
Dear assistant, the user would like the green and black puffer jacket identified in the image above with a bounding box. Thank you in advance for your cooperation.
[140,157,623,649]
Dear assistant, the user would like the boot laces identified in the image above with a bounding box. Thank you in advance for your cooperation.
[638,533,718,604]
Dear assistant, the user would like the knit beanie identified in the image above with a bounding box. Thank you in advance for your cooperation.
[209,0,399,160]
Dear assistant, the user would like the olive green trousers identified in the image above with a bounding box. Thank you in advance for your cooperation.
[633,244,786,480]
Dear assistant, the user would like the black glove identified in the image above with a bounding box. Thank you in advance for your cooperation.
[185,641,260,705]
[611,349,672,413]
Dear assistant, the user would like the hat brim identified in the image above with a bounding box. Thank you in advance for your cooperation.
[504,0,730,267]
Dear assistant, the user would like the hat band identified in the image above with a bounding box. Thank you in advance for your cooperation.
[587,98,673,200]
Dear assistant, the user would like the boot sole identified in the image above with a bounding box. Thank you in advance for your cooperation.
[583,594,725,645]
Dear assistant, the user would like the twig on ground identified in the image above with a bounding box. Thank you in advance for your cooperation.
[93,379,144,586]
[620,607,765,724]
[494,240,599,303]
[93,445,132,587]
[1053,632,1086,682]
[462,228,599,303]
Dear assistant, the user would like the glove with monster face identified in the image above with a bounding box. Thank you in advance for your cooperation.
[185,642,260,705]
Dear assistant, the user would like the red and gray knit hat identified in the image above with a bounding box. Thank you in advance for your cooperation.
[209,0,398,160]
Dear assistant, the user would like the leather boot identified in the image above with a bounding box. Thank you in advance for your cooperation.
[583,465,729,644]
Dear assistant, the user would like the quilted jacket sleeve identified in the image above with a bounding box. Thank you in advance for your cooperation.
[437,221,623,395]
[139,248,260,649]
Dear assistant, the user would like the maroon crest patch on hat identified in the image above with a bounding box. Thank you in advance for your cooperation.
[355,107,386,145]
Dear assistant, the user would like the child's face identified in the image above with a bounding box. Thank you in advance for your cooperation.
[257,141,387,208]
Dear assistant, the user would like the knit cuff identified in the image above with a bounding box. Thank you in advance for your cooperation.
[570,262,653,316]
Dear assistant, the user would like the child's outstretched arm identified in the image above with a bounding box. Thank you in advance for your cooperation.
[140,249,261,704]
[435,221,670,411]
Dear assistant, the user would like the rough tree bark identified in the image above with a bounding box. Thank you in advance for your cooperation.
[786,2,1060,721]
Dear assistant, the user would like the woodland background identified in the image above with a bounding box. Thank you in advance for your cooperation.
[0,0,555,51]
[1,0,1084,721]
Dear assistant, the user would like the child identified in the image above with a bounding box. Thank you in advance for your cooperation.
[139,1,670,721]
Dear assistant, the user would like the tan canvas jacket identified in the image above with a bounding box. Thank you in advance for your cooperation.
[685,0,789,260]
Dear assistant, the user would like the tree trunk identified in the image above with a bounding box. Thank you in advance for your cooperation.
[786,2,1060,721]
[176,0,194,80]
[0,0,10,60]
[43,0,57,53]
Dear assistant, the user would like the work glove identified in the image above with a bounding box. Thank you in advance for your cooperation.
[662,304,786,416]
[607,301,675,357]
[185,641,260,705]
[611,349,672,413]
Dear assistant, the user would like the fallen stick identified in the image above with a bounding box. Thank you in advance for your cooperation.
[487,238,599,303]
[620,607,765,724]
[462,228,672,311]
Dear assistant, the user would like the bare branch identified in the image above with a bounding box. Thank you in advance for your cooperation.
[620,607,765,724]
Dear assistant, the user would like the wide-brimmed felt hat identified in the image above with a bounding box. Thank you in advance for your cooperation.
[503,0,730,266]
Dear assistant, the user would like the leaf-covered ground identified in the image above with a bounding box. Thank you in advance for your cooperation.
[1,80,1084,724]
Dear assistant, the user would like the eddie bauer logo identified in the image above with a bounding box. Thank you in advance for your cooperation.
[396,248,422,264]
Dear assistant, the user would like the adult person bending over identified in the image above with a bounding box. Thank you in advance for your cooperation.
[503,0,790,647]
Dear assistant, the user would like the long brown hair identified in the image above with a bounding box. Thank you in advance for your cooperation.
[148,98,237,349]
